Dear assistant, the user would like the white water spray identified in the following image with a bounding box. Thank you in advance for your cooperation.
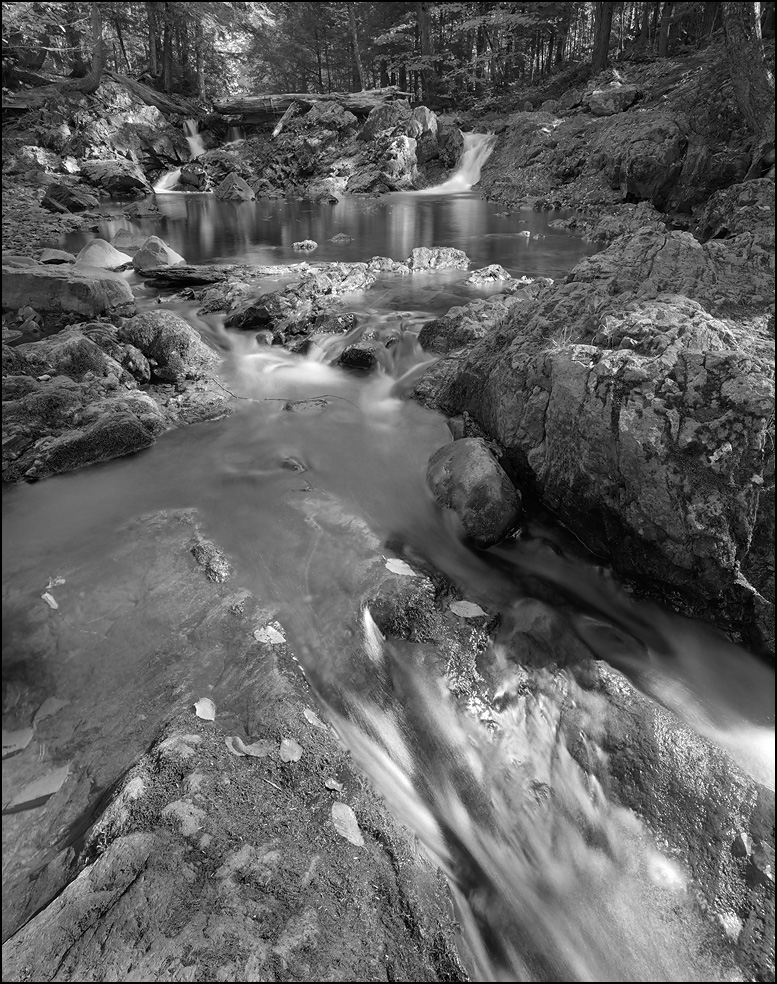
[184,118,206,159]
[419,131,497,194]
[152,167,182,192]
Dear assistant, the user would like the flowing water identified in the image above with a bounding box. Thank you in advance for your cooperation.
[3,147,775,980]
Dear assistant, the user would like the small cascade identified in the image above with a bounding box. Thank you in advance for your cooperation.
[225,124,246,147]
[419,131,497,194]
[184,118,206,159]
[153,167,182,193]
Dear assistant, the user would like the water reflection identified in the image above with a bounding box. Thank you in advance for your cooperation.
[63,193,598,277]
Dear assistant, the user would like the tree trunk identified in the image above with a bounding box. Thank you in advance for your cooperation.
[658,1,674,56]
[115,17,132,73]
[66,1,88,77]
[146,1,159,76]
[379,58,390,88]
[66,3,105,93]
[721,1,775,174]
[195,20,205,98]
[347,3,365,91]
[556,8,570,63]
[592,1,615,71]
[162,3,174,93]
[635,1,653,47]
[418,1,437,103]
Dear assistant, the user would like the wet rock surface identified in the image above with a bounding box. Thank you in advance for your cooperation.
[2,262,136,319]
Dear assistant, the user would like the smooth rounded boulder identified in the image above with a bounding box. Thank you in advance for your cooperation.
[426,438,522,547]
[132,236,187,272]
[118,311,219,383]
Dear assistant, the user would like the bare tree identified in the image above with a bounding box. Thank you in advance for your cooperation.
[347,3,366,91]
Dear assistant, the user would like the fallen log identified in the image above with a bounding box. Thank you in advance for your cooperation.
[214,86,412,120]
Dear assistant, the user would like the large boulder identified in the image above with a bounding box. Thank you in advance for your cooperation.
[418,293,526,354]
[41,183,99,213]
[426,438,522,547]
[359,99,412,141]
[1,264,135,319]
[415,229,775,652]
[588,83,640,116]
[405,106,439,164]
[214,172,256,201]
[132,236,187,272]
[74,239,133,271]
[119,311,220,383]
[79,158,152,195]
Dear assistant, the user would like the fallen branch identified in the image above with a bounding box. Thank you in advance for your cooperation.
[214,86,412,121]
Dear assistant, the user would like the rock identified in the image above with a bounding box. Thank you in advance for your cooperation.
[418,294,525,354]
[4,256,39,267]
[381,135,418,189]
[588,83,640,116]
[124,201,160,219]
[79,158,152,195]
[359,100,412,141]
[304,101,359,133]
[2,264,135,319]
[119,311,220,383]
[540,99,559,113]
[557,87,584,112]
[337,343,378,371]
[345,166,389,195]
[292,240,318,251]
[110,229,149,253]
[406,247,469,271]
[584,202,666,243]
[41,183,99,213]
[74,239,133,271]
[132,236,187,272]
[406,107,439,164]
[692,178,775,245]
[426,438,522,547]
[414,228,775,650]
[39,248,76,264]
[213,172,256,201]
[467,264,512,284]
[15,328,127,381]
[330,233,353,243]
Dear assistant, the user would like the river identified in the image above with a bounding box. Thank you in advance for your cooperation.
[2,165,774,981]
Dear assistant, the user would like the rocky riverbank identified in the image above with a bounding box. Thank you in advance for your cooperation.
[2,44,775,983]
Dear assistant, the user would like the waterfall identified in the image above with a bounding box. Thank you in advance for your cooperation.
[419,131,497,194]
[184,118,206,159]
[152,167,182,193]
[225,125,246,147]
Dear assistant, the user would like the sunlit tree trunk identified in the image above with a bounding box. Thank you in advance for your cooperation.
[658,1,674,56]
[66,2,105,93]
[418,0,436,103]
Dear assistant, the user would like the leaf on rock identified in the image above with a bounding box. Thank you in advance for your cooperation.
[41,592,59,610]
[385,558,416,576]
[225,736,247,757]
[304,708,327,730]
[2,728,34,759]
[331,801,364,847]
[325,777,344,793]
[279,737,303,762]
[253,623,286,645]
[450,600,487,618]
[194,697,216,721]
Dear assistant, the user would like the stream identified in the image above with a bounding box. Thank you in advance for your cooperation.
[2,148,775,981]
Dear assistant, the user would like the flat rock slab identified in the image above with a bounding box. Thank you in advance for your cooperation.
[1,264,136,319]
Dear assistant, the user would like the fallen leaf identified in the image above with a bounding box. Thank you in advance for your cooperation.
[2,728,34,759]
[253,624,286,645]
[45,576,66,590]
[41,592,58,610]
[225,736,247,756]
[325,777,344,793]
[194,697,216,721]
[331,801,364,847]
[4,764,70,813]
[304,708,327,729]
[450,600,487,618]
[385,558,416,576]
[279,738,303,762]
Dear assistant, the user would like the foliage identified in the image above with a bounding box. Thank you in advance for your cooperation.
[2,1,775,102]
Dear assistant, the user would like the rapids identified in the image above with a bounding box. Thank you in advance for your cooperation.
[3,159,774,981]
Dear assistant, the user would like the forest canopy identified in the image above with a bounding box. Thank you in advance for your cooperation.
[3,1,775,106]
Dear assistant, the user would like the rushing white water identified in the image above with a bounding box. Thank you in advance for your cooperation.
[224,124,246,147]
[184,118,206,158]
[419,131,498,194]
[152,167,182,192]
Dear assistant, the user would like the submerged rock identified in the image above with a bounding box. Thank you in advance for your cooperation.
[426,438,522,547]
[406,246,469,270]
[41,183,100,213]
